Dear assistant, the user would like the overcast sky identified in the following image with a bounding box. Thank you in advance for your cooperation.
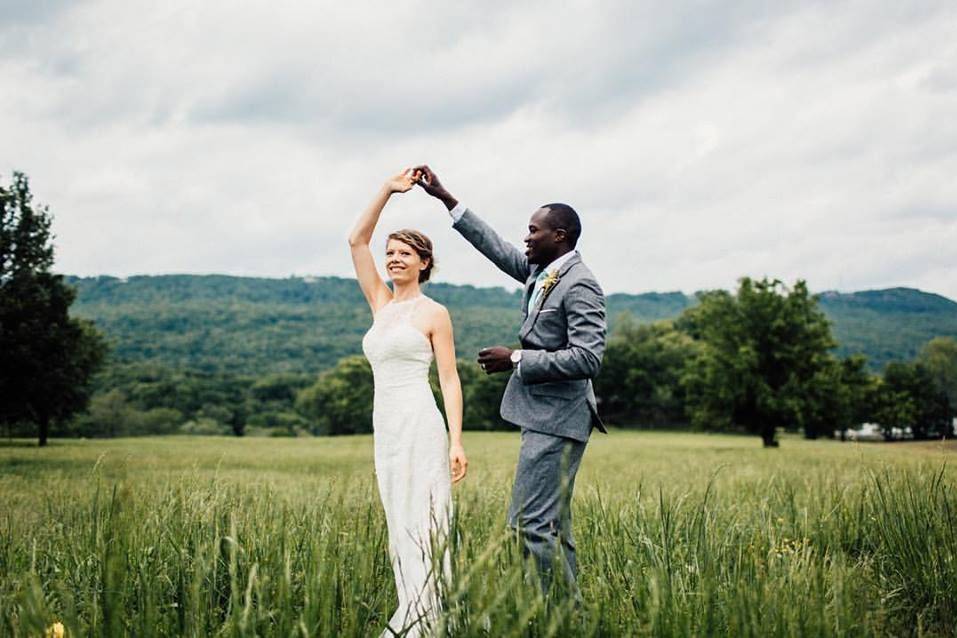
[2,1,955,299]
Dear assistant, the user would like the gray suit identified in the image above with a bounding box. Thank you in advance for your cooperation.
[453,208,607,594]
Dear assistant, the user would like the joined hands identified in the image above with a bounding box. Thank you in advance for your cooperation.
[412,165,459,211]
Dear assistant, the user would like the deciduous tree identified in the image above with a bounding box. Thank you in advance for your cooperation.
[0,172,107,445]
[679,278,835,447]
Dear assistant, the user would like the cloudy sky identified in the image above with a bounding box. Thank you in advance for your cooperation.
[2,1,955,299]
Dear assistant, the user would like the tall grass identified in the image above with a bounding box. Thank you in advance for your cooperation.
[1,433,954,636]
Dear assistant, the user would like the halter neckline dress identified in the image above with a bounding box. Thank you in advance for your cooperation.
[361,295,451,636]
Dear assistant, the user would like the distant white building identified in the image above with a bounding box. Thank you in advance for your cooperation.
[843,423,884,441]
[838,422,914,442]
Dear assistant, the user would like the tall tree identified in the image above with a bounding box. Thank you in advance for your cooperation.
[874,361,952,439]
[453,359,510,430]
[918,337,957,414]
[0,172,107,445]
[679,278,836,447]
[295,355,374,435]
[802,355,874,439]
[595,316,699,426]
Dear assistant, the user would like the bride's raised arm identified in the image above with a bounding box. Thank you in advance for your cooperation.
[348,169,417,313]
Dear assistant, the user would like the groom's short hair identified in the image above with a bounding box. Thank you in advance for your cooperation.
[542,203,581,247]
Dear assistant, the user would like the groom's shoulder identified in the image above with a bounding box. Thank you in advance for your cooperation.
[568,259,603,292]
[562,263,604,309]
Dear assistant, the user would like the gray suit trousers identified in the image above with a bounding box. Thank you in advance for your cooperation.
[507,428,586,597]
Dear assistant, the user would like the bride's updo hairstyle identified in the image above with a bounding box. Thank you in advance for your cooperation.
[387,229,436,283]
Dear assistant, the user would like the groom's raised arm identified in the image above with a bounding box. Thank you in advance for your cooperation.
[414,165,531,284]
[450,207,531,284]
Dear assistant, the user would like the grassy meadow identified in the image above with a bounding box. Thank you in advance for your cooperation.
[1,431,955,637]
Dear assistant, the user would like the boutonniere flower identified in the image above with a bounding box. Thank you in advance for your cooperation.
[537,271,560,307]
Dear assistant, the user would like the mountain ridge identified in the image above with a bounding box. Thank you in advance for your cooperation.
[67,275,957,374]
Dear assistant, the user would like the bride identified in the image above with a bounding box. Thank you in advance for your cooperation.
[348,168,468,636]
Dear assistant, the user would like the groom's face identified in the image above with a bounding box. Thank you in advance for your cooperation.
[524,208,562,265]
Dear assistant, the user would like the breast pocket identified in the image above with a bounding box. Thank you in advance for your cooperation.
[532,305,566,347]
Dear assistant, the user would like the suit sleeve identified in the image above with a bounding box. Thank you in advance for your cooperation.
[518,278,606,383]
[452,209,531,284]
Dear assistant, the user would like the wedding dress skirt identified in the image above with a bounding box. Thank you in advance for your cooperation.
[362,296,451,637]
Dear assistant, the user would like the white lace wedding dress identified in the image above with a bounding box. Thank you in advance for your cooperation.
[361,295,452,637]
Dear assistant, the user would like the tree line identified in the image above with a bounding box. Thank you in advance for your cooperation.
[3,172,955,446]
[595,280,955,446]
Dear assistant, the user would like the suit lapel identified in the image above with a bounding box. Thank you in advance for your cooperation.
[520,253,581,339]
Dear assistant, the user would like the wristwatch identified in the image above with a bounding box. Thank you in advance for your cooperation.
[510,349,523,368]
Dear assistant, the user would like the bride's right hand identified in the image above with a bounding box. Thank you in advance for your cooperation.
[385,169,417,194]
[450,444,468,484]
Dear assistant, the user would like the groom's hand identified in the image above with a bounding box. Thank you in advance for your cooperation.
[477,346,513,374]
[413,164,458,211]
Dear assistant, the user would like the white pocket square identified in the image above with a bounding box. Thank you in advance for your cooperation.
[538,308,558,314]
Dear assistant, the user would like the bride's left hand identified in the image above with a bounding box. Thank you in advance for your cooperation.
[384,168,417,194]
[450,444,468,483]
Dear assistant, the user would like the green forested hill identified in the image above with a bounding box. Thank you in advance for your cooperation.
[819,288,957,369]
[69,276,957,374]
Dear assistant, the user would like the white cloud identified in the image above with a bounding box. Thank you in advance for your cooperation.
[1,0,955,299]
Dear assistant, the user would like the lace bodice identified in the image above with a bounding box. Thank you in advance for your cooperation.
[361,296,433,391]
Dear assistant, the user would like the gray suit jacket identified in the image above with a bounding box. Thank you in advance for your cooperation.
[453,209,607,442]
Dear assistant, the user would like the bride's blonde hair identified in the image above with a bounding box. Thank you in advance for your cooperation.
[387,229,436,283]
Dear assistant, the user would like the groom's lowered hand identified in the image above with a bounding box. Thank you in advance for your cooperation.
[477,346,513,374]
[413,164,459,211]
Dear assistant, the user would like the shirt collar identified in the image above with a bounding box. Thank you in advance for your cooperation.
[541,250,577,276]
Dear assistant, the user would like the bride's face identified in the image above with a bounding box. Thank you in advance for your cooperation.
[385,239,427,283]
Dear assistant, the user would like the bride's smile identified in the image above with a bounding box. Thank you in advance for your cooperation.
[385,239,429,283]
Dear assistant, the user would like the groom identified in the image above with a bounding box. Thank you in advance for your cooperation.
[414,165,606,597]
